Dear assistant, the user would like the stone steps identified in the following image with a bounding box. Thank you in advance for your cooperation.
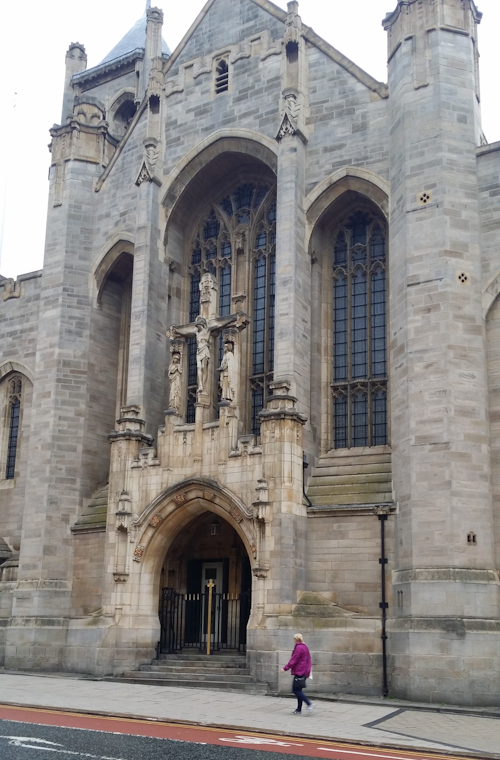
[116,673,268,694]
[306,446,393,508]
[111,652,268,694]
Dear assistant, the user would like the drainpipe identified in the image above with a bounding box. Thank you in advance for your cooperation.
[302,454,312,508]
[377,509,389,698]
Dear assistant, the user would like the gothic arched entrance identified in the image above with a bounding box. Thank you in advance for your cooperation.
[159,511,251,654]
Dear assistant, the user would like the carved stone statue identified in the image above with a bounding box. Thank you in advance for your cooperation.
[195,316,212,392]
[168,351,183,412]
[219,340,236,403]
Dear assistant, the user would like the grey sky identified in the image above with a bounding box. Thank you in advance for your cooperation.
[0,0,498,278]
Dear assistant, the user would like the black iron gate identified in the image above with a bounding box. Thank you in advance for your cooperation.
[159,587,251,654]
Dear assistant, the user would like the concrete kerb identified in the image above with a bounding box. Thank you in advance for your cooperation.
[1,696,498,760]
[0,670,499,759]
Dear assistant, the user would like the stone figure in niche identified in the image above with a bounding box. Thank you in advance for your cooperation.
[219,340,236,403]
[195,317,212,392]
[168,351,183,412]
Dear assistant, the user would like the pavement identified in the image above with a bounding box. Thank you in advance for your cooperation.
[0,671,499,759]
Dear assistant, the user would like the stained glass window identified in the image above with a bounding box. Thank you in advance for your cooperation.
[186,185,276,429]
[5,377,22,480]
[332,213,388,448]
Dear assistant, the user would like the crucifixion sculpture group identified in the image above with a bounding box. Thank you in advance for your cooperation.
[167,272,249,416]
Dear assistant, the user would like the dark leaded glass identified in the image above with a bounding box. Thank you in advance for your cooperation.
[334,396,348,449]
[204,211,220,240]
[350,211,369,246]
[221,196,233,216]
[332,212,387,449]
[352,269,367,379]
[221,240,232,258]
[254,185,269,207]
[268,202,276,223]
[372,390,387,445]
[268,255,276,373]
[234,184,255,210]
[352,391,368,447]
[6,398,20,479]
[191,247,202,265]
[253,257,267,375]
[187,272,201,422]
[371,267,386,377]
[255,229,267,249]
[333,274,348,382]
[334,232,347,266]
[220,262,231,317]
[206,244,217,260]
[251,386,264,436]
[371,225,385,260]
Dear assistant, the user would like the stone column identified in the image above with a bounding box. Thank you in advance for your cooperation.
[273,2,310,416]
[384,0,499,704]
[61,43,87,124]
[6,109,104,669]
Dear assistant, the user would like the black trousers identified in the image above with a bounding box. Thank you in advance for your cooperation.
[292,678,311,711]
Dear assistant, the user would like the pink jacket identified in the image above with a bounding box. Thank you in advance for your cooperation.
[283,642,311,677]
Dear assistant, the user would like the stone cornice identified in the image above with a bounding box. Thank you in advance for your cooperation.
[72,49,145,88]
[393,567,499,584]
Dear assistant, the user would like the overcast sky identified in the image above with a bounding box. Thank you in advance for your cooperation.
[0,0,498,278]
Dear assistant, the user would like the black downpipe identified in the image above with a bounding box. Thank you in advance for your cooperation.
[302,454,312,508]
[378,512,389,698]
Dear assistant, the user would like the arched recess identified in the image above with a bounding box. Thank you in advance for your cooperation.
[483,270,500,319]
[305,169,390,456]
[305,167,390,250]
[131,479,256,619]
[161,130,278,236]
[91,235,135,306]
[0,361,34,385]
[486,289,500,569]
[108,90,138,138]
[162,133,278,432]
[0,363,34,484]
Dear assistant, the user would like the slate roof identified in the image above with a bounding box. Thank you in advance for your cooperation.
[100,11,171,64]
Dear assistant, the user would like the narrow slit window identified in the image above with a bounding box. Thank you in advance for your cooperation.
[5,377,22,479]
[215,59,229,94]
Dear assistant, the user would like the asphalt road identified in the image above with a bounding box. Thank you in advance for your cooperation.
[0,706,456,760]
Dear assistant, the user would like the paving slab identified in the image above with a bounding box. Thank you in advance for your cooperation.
[0,672,499,758]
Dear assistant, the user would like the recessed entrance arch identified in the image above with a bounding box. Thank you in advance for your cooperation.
[131,479,257,654]
[159,511,252,653]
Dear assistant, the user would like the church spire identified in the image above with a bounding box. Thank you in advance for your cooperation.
[146,0,151,8]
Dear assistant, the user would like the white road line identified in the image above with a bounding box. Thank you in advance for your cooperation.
[318,749,422,760]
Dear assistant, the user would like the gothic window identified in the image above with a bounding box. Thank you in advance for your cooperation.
[5,377,22,480]
[215,58,229,94]
[186,184,275,429]
[251,200,276,435]
[332,211,387,448]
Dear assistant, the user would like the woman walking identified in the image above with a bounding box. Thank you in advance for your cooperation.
[282,633,314,715]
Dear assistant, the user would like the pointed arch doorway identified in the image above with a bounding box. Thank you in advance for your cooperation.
[159,510,252,654]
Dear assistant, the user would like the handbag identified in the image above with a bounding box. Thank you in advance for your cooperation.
[293,675,307,690]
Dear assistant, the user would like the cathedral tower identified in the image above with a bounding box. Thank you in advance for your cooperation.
[384,0,499,703]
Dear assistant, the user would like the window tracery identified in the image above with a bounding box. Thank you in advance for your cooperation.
[332,211,387,448]
[186,183,276,428]
[5,376,22,479]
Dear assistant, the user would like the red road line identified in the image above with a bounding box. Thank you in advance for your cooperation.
[0,704,464,760]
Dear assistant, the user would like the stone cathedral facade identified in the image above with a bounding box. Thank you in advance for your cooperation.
[1,0,499,705]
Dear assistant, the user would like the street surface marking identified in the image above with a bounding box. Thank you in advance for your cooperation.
[0,704,470,760]
[220,735,304,746]
[0,733,127,758]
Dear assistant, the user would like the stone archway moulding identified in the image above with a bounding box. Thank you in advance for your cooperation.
[90,234,135,305]
[0,360,35,385]
[161,129,279,240]
[305,166,390,248]
[483,268,500,319]
[132,477,256,579]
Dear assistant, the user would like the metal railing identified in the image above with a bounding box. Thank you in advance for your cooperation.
[159,587,251,654]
